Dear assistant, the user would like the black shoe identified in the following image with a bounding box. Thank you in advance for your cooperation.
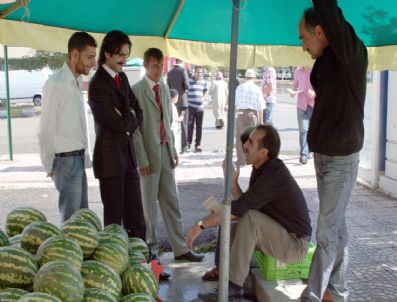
[219,119,225,127]
[198,287,243,302]
[159,271,171,281]
[174,251,204,262]
[299,156,308,164]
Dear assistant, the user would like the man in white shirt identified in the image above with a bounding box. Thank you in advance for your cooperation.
[38,32,97,222]
[235,68,266,165]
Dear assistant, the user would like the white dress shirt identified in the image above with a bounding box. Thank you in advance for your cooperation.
[38,63,87,173]
[235,79,266,111]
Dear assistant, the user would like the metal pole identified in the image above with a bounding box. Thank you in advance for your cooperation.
[218,0,239,301]
[4,45,13,161]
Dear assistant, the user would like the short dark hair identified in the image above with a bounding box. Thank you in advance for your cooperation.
[302,8,320,32]
[68,32,97,57]
[143,48,164,64]
[240,126,255,145]
[98,30,131,65]
[175,58,182,64]
[255,125,280,159]
[170,89,178,98]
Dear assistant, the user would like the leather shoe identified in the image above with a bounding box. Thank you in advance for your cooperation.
[174,251,205,262]
[159,271,171,281]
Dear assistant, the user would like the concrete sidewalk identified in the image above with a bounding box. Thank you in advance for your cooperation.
[1,151,396,301]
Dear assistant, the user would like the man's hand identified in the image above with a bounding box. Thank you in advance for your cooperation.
[139,166,151,176]
[175,156,179,167]
[186,224,202,250]
[308,89,316,98]
[46,172,53,179]
[222,160,240,181]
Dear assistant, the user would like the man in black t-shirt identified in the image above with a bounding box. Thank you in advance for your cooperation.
[186,125,312,302]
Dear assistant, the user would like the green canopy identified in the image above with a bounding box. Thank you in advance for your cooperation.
[1,0,397,69]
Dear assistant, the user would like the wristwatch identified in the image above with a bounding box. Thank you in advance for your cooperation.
[197,220,205,230]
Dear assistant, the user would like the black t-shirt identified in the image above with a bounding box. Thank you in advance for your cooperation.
[231,159,312,238]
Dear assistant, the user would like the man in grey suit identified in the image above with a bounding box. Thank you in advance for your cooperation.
[132,48,204,269]
[167,58,190,153]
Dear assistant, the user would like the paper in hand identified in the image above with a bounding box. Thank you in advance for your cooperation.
[203,195,222,214]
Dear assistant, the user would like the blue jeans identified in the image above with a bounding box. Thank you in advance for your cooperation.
[297,107,314,159]
[301,152,359,302]
[53,155,88,222]
[264,102,275,126]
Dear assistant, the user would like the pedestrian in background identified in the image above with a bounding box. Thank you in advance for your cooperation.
[289,66,315,165]
[298,1,368,301]
[187,66,208,152]
[38,32,97,222]
[170,88,182,155]
[262,66,277,125]
[210,71,228,129]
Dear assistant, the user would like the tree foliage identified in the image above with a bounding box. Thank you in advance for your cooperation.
[0,51,67,71]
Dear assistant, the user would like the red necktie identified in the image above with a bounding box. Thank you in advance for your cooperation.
[153,84,167,144]
[114,74,121,89]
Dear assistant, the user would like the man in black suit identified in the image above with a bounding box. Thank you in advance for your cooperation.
[88,30,146,240]
[167,58,190,153]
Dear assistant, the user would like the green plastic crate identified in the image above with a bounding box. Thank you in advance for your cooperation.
[253,243,316,281]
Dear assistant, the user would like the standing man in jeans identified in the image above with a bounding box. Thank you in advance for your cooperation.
[38,32,97,222]
[261,66,277,125]
[298,1,368,301]
[187,66,208,152]
[289,66,315,165]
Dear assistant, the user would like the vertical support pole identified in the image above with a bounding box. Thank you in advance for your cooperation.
[4,45,13,161]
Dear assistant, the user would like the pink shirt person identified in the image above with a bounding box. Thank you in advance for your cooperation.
[292,66,315,111]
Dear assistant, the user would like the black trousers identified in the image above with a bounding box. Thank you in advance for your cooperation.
[188,107,204,147]
[99,155,146,240]
[178,107,189,151]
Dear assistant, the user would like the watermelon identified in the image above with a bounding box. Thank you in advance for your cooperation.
[0,246,38,290]
[0,229,9,247]
[120,293,156,302]
[128,237,150,261]
[8,235,22,247]
[128,251,146,266]
[80,260,122,300]
[36,235,83,271]
[16,292,62,302]
[61,220,98,258]
[0,288,28,301]
[33,260,84,302]
[82,288,118,302]
[6,207,46,237]
[103,224,128,241]
[97,232,128,252]
[71,209,102,232]
[92,242,129,275]
[121,265,159,298]
[21,221,61,254]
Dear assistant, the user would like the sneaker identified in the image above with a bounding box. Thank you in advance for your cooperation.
[299,156,308,165]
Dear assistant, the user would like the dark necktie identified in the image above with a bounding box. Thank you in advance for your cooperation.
[114,74,121,89]
[153,84,167,144]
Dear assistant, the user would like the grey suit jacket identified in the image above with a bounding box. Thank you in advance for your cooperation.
[132,78,178,174]
[167,65,189,109]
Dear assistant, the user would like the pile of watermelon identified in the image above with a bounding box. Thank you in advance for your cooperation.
[0,207,159,302]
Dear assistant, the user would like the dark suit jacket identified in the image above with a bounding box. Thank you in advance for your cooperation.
[88,66,142,179]
[167,65,190,109]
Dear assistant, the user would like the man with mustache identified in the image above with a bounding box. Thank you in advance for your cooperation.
[88,30,146,240]
[38,32,97,222]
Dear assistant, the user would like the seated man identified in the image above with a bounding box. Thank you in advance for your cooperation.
[186,125,312,301]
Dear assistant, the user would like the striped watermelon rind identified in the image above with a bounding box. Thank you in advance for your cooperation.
[120,293,156,302]
[82,288,118,302]
[8,235,22,247]
[0,246,38,290]
[80,260,122,300]
[36,235,83,271]
[128,237,149,261]
[92,242,129,275]
[61,220,98,259]
[16,292,62,302]
[71,209,102,232]
[128,251,146,266]
[21,221,61,254]
[0,229,9,247]
[0,288,28,301]
[33,260,84,302]
[97,232,128,252]
[6,207,47,237]
[121,265,159,298]
[103,224,128,241]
